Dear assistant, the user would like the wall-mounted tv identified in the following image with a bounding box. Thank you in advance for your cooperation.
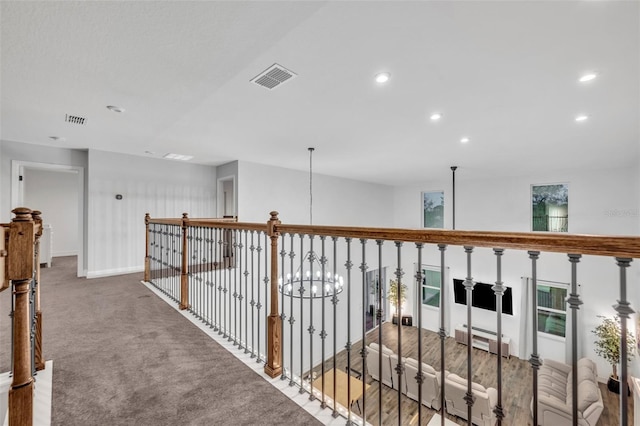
[453,279,513,315]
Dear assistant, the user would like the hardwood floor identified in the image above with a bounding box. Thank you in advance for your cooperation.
[310,322,632,425]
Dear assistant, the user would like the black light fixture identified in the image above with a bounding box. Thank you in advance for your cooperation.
[451,166,458,230]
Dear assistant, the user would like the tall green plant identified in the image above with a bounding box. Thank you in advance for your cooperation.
[592,315,636,379]
[388,279,407,315]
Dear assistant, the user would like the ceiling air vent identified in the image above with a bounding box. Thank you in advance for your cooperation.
[65,114,86,125]
[251,63,297,90]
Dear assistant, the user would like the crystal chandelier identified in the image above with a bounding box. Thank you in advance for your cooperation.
[278,147,344,299]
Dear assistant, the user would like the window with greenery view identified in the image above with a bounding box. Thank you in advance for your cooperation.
[421,267,441,308]
[537,284,567,337]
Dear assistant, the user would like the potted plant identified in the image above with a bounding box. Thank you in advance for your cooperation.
[592,315,636,393]
[388,279,407,325]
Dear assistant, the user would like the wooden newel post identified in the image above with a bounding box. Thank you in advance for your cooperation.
[144,213,150,282]
[8,207,35,426]
[31,210,45,371]
[265,211,282,378]
[180,213,189,310]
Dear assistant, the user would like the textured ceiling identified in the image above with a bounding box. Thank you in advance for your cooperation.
[1,1,638,185]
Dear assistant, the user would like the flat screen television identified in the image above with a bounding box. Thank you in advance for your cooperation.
[453,279,513,315]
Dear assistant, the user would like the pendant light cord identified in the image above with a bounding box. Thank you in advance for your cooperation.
[309,147,314,226]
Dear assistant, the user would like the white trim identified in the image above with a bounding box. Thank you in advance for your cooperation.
[87,265,144,279]
[217,175,236,218]
[11,160,86,277]
[52,250,78,257]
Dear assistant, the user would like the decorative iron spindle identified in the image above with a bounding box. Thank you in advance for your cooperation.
[438,243,447,425]
[331,236,339,418]
[463,246,476,424]
[528,251,541,426]
[415,243,424,426]
[299,235,305,393]
[394,241,404,425]
[568,254,583,425]
[307,235,315,399]
[244,230,249,351]
[345,237,354,425]
[288,233,296,386]
[615,257,633,426]
[320,236,327,407]
[359,238,368,424]
[492,248,505,425]
[279,234,287,379]
[256,233,263,360]
[233,230,239,345]
[378,239,385,426]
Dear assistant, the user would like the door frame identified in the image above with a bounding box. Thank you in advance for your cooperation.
[11,160,86,277]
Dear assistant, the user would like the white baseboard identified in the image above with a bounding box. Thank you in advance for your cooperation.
[86,265,144,279]
[52,251,77,257]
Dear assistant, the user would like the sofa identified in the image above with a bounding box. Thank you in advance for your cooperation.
[367,343,395,388]
[533,357,603,426]
[444,372,498,426]
[404,357,441,410]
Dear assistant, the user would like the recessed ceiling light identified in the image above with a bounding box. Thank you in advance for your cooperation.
[106,105,125,113]
[49,136,65,142]
[460,137,470,143]
[579,73,597,83]
[575,115,589,122]
[430,113,443,121]
[163,153,193,161]
[375,72,390,83]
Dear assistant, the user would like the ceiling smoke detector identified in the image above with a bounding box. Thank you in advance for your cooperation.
[65,114,86,125]
[251,63,297,90]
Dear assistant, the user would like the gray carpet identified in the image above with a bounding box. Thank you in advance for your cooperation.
[1,256,322,425]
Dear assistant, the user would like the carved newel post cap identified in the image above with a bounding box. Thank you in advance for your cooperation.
[269,211,279,221]
[12,207,33,222]
[182,212,189,219]
[144,213,150,225]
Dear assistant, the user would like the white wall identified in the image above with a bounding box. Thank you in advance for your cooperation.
[237,160,395,226]
[24,168,79,256]
[86,149,217,278]
[392,165,640,380]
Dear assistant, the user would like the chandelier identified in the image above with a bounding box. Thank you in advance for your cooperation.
[278,147,344,299]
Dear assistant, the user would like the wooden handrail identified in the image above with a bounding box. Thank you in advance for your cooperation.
[275,224,640,258]
[188,219,267,232]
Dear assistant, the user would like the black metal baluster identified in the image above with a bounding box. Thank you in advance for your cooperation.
[320,236,327,408]
[299,234,305,394]
[250,231,256,357]
[438,243,447,426]
[244,230,249,352]
[218,230,224,335]
[288,233,296,386]
[238,230,244,349]
[256,233,263,360]
[360,239,368,424]
[344,237,353,425]
[394,241,404,426]
[493,248,505,425]
[415,243,423,426]
[615,257,633,426]
[376,240,385,426]
[279,234,287,380]
[463,246,475,425]
[308,235,315,399]
[528,251,541,426]
[263,232,270,364]
[332,236,339,418]
[233,230,239,345]
[213,227,219,332]
[568,254,582,426]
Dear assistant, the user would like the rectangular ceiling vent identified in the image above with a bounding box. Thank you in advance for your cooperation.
[65,114,86,125]
[251,63,297,90]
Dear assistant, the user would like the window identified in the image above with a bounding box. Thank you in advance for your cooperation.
[421,267,441,308]
[537,283,567,337]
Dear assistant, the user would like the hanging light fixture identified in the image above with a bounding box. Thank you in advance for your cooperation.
[278,148,344,299]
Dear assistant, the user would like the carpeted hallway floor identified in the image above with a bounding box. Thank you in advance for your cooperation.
[0,256,322,425]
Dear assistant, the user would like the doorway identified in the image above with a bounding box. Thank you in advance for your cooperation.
[11,161,85,277]
[365,267,387,332]
[217,176,236,218]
